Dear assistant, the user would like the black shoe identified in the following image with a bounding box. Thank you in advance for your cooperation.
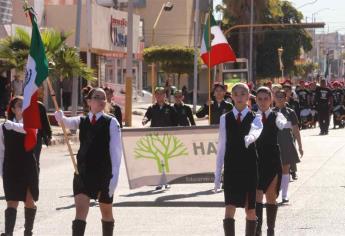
[155,185,163,190]
[164,184,170,189]
[282,199,289,204]
[291,172,298,180]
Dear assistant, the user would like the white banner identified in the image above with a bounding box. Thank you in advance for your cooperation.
[122,126,219,189]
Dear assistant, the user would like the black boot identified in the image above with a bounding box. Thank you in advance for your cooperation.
[102,220,114,236]
[223,218,235,236]
[72,220,86,236]
[245,220,257,236]
[266,204,278,236]
[1,208,17,236]
[24,207,37,236]
[255,203,263,236]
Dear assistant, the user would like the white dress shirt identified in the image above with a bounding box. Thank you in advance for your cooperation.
[214,106,263,189]
[257,109,288,130]
[59,111,123,197]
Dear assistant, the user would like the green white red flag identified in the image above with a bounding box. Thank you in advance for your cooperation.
[200,14,236,67]
[22,8,49,151]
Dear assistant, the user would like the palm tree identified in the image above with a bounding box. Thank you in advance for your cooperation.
[0,27,94,81]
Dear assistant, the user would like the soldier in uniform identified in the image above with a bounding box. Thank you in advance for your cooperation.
[315,79,333,135]
[173,90,195,126]
[331,82,345,128]
[196,84,233,125]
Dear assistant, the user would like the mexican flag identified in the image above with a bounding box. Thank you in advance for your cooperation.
[200,14,236,67]
[22,9,49,151]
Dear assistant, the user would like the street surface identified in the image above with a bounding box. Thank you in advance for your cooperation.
[1,126,345,235]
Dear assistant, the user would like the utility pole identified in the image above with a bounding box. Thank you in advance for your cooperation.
[249,0,254,82]
[193,0,200,113]
[71,0,82,115]
[125,0,133,126]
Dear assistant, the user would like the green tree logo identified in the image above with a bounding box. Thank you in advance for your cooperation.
[134,133,188,173]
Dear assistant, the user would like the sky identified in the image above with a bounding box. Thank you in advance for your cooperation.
[214,0,345,34]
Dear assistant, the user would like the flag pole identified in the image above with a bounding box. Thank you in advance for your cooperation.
[46,78,79,174]
[208,10,212,125]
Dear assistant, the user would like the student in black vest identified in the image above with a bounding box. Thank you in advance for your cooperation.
[54,88,122,236]
[214,83,263,236]
[196,84,233,125]
[0,97,39,236]
[142,87,178,128]
[173,90,195,126]
[255,87,288,236]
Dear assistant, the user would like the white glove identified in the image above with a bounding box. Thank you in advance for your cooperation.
[54,110,64,124]
[244,134,255,148]
[108,176,118,198]
[284,121,292,129]
[4,121,26,134]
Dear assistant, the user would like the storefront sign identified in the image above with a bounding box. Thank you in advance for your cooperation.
[110,16,128,48]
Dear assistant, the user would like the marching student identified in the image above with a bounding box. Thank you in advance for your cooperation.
[273,90,303,204]
[54,88,122,236]
[196,84,233,125]
[0,97,39,236]
[214,83,263,236]
[173,90,195,126]
[255,87,288,236]
[104,87,123,128]
[315,79,333,135]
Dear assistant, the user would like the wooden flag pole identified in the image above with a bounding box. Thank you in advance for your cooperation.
[208,11,212,125]
[46,78,79,174]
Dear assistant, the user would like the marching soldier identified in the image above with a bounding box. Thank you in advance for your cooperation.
[173,90,195,126]
[196,84,233,125]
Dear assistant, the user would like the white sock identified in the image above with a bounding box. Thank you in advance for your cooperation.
[281,174,290,199]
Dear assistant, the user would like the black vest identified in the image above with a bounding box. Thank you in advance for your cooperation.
[256,112,279,148]
[224,111,258,172]
[77,115,112,184]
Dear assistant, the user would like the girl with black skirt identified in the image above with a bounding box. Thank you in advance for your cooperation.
[273,90,303,204]
[0,97,39,236]
[55,88,122,236]
[255,87,288,236]
[214,83,263,236]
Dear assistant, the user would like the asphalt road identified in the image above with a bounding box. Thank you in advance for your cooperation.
[1,126,345,235]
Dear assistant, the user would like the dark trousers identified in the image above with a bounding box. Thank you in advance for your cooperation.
[62,92,72,111]
[318,108,330,133]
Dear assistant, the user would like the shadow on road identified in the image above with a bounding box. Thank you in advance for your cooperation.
[56,201,98,211]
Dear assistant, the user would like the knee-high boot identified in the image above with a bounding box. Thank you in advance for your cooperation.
[266,204,278,236]
[72,219,86,236]
[223,218,235,236]
[102,220,114,236]
[245,220,257,236]
[24,207,37,236]
[255,203,263,236]
[1,208,17,236]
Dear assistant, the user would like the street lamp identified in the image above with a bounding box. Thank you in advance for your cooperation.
[312,8,331,22]
[278,47,284,80]
[151,1,174,102]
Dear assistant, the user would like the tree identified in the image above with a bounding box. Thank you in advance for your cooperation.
[294,62,319,78]
[256,1,312,78]
[143,45,198,88]
[134,133,188,173]
[0,27,94,81]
